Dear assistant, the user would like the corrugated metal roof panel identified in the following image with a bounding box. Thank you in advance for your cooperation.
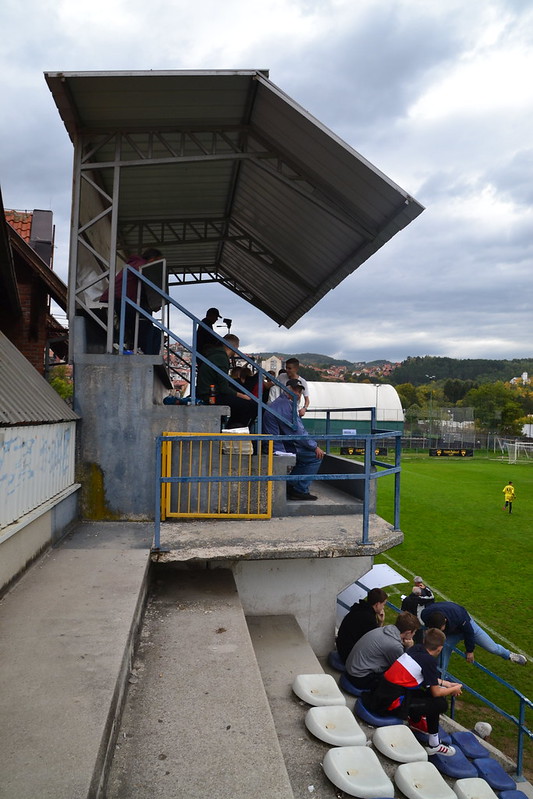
[45,70,424,329]
[0,333,78,426]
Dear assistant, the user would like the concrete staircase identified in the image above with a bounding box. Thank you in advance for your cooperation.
[106,567,294,799]
[0,522,529,799]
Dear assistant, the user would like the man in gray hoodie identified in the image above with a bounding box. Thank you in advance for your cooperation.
[345,611,420,691]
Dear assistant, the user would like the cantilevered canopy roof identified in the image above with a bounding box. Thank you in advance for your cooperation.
[45,70,424,328]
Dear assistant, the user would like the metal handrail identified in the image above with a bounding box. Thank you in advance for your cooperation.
[118,265,298,431]
[447,652,532,778]
[154,430,401,550]
[386,600,532,777]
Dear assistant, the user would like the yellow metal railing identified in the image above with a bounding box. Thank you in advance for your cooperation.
[161,432,274,519]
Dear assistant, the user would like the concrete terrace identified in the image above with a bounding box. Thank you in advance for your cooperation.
[1,520,531,799]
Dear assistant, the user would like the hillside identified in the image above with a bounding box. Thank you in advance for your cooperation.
[390,355,533,386]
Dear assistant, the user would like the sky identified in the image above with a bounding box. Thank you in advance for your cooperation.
[1,0,532,363]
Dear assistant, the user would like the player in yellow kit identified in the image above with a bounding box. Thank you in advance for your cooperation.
[502,481,515,514]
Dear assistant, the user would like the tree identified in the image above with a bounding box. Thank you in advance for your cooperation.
[461,382,523,436]
[443,379,476,404]
[396,382,418,408]
[48,365,73,402]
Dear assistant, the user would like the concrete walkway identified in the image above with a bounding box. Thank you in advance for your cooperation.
[0,522,152,799]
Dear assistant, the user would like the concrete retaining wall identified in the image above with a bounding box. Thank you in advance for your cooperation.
[0,484,79,593]
[74,355,227,520]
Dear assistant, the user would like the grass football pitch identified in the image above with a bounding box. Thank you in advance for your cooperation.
[374,452,532,774]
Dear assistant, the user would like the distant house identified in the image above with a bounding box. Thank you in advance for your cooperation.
[260,354,283,374]
[1,191,68,375]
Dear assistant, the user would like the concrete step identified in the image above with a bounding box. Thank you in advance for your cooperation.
[281,479,363,516]
[0,521,153,799]
[247,614,346,798]
[106,566,294,799]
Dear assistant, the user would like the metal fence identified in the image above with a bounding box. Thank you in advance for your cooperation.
[154,430,402,550]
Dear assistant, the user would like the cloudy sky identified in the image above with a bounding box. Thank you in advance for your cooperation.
[1,0,532,362]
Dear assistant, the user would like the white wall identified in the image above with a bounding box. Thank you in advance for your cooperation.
[1,422,76,529]
[220,555,373,655]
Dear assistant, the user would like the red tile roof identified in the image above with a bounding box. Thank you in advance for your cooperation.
[5,210,33,242]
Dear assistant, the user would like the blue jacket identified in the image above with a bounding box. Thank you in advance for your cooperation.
[263,395,318,454]
[421,601,475,653]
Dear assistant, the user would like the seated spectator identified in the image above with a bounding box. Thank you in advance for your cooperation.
[365,628,462,757]
[263,379,324,500]
[262,372,275,405]
[336,588,388,664]
[401,576,435,620]
[344,611,420,691]
[196,334,257,429]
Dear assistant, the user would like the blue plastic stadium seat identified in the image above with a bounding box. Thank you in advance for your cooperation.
[429,746,478,778]
[328,649,346,672]
[451,731,489,759]
[339,672,367,696]
[498,791,528,799]
[411,724,451,746]
[473,758,516,792]
[354,697,404,727]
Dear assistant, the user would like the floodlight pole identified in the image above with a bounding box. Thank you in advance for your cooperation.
[426,374,436,447]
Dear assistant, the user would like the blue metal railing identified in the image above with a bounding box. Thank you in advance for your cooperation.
[118,265,298,432]
[154,429,401,550]
[447,653,532,778]
[385,600,532,777]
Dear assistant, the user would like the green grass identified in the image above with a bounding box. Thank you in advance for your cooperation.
[373,454,533,775]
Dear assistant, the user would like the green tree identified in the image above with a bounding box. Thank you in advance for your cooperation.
[443,379,476,404]
[396,382,418,408]
[48,365,73,402]
[461,382,523,435]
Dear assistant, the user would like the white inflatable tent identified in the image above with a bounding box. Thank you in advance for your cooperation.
[304,382,404,435]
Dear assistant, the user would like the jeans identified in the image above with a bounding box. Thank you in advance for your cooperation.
[440,619,510,676]
[290,449,321,494]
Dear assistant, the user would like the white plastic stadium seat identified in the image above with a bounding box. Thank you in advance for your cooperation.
[453,777,499,799]
[305,705,366,747]
[394,761,456,799]
[372,725,428,763]
[292,673,346,706]
[323,745,394,798]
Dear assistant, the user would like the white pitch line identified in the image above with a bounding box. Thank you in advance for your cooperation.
[380,552,531,659]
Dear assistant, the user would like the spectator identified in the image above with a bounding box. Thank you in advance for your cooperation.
[401,576,435,620]
[196,334,256,429]
[99,248,163,354]
[196,308,222,356]
[344,611,420,691]
[365,628,462,757]
[421,601,527,675]
[269,358,310,416]
[263,379,324,500]
[336,588,388,664]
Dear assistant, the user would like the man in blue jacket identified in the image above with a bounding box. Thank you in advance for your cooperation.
[263,379,324,500]
[421,601,527,675]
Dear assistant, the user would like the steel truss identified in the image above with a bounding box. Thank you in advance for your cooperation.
[69,124,375,355]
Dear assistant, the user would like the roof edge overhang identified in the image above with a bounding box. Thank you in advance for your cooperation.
[10,229,68,311]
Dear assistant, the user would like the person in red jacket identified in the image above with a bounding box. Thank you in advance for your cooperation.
[100,248,163,353]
